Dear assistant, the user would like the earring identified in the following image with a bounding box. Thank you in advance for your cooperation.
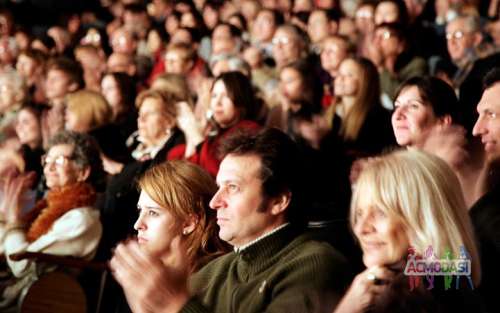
[183,229,189,235]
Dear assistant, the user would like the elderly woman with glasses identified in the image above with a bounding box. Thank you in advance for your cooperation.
[0,130,103,308]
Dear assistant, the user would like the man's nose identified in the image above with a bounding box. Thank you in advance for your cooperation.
[472,116,485,137]
[209,189,224,210]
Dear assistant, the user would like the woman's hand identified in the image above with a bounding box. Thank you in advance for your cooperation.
[0,171,36,225]
[421,124,468,169]
[176,102,204,158]
[41,105,65,149]
[110,237,190,313]
[334,266,395,313]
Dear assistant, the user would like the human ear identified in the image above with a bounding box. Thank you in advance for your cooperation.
[270,191,291,216]
[438,114,452,126]
[182,214,198,235]
[77,166,91,182]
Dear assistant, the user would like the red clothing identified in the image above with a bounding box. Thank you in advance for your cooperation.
[168,120,260,177]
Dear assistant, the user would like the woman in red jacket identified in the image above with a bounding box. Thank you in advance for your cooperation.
[168,71,260,177]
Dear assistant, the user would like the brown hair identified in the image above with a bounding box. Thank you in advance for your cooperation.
[138,161,228,270]
[339,57,380,141]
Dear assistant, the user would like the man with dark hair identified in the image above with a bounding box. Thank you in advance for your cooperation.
[41,57,85,146]
[307,9,340,46]
[111,128,350,313]
[469,67,500,313]
[45,56,84,106]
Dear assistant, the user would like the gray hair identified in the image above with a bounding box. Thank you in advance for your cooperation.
[450,14,481,34]
[47,131,105,188]
[0,68,26,98]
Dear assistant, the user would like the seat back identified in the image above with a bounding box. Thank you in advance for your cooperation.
[19,271,86,313]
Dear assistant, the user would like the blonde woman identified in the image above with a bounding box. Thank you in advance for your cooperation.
[335,149,482,313]
[65,89,130,165]
[65,90,112,133]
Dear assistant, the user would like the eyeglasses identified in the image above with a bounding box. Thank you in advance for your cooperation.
[446,30,466,41]
[377,30,396,41]
[272,37,291,46]
[41,154,74,168]
[356,11,373,19]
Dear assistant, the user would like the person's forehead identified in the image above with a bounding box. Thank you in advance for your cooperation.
[479,83,500,110]
[447,19,467,31]
[48,69,70,78]
[218,154,262,182]
[274,29,297,41]
[48,143,73,156]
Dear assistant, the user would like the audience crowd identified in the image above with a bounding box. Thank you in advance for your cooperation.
[0,0,499,312]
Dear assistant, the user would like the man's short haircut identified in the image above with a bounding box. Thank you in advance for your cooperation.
[46,56,84,89]
[261,8,285,26]
[219,128,306,225]
[314,8,341,23]
[483,67,500,90]
[214,22,242,39]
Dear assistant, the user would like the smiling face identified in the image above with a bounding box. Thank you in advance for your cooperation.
[334,59,360,97]
[353,190,409,267]
[209,154,279,247]
[210,80,239,128]
[16,109,41,148]
[392,86,439,147]
[472,83,500,160]
[43,144,88,189]
[135,190,181,259]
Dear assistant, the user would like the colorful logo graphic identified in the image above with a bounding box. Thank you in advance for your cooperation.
[404,245,474,290]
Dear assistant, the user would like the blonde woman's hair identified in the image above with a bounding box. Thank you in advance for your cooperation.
[135,88,179,122]
[138,161,227,271]
[66,89,112,130]
[351,149,481,286]
[150,73,193,107]
[338,57,380,141]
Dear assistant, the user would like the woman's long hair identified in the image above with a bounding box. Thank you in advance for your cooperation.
[339,57,380,141]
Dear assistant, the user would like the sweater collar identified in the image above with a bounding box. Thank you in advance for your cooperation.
[234,223,290,253]
[236,223,300,272]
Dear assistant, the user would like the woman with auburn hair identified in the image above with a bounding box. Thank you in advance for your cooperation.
[110,160,227,312]
[134,160,227,271]
[334,149,482,313]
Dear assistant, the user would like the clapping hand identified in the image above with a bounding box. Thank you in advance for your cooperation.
[176,101,204,158]
[421,124,468,169]
[110,237,190,313]
[0,170,37,225]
